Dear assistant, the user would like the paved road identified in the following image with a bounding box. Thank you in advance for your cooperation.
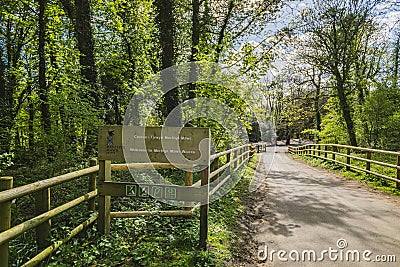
[248,146,400,266]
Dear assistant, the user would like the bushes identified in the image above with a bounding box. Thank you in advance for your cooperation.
[358,84,400,150]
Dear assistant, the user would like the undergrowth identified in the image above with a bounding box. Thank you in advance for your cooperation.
[8,154,259,266]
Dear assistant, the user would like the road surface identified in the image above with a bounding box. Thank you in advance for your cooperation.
[237,146,400,266]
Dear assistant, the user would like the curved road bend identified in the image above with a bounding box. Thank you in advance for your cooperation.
[250,146,400,267]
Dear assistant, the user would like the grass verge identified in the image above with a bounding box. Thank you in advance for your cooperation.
[291,153,400,197]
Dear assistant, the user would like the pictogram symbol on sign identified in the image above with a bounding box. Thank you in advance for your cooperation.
[126,185,137,197]
[152,186,162,198]
[165,187,176,199]
[139,186,149,197]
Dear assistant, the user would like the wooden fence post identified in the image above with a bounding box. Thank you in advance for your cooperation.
[214,157,220,180]
[199,166,209,250]
[88,158,97,211]
[397,155,400,190]
[366,151,371,172]
[35,187,51,249]
[184,169,193,187]
[332,146,336,161]
[0,176,13,267]
[346,148,351,170]
[233,150,237,169]
[184,168,193,210]
[98,160,111,234]
[226,152,231,175]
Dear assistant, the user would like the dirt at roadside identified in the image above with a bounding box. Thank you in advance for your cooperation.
[224,182,272,267]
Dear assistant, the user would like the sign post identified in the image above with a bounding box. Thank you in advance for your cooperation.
[199,166,209,250]
[97,160,111,234]
[97,126,211,249]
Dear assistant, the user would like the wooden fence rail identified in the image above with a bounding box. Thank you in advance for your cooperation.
[0,163,99,267]
[0,142,268,266]
[288,144,400,189]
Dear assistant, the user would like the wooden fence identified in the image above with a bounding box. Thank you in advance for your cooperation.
[0,142,267,266]
[0,161,99,267]
[288,144,400,189]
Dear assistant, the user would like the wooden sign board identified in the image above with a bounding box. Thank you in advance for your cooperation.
[98,181,207,202]
[98,126,123,161]
[98,126,210,165]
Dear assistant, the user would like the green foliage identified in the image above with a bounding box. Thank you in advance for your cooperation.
[0,152,14,173]
[286,0,397,148]
[358,84,400,150]
[38,155,258,267]
[319,99,348,144]
[2,0,284,265]
[0,0,281,164]
[301,128,320,141]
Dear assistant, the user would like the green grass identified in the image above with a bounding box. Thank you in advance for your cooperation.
[292,151,400,197]
[27,154,259,267]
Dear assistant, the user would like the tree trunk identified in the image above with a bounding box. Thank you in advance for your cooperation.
[188,0,200,101]
[285,133,291,146]
[75,0,97,88]
[74,0,99,157]
[394,35,399,88]
[155,0,181,126]
[337,81,357,146]
[38,0,51,133]
[0,47,10,154]
[315,82,321,142]
[60,0,98,94]
[28,97,35,149]
[285,125,291,146]
[215,0,234,63]
[0,39,15,154]
[0,47,5,99]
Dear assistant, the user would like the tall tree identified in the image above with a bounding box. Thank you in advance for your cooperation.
[60,0,98,90]
[300,0,381,146]
[0,1,35,154]
[188,0,200,101]
[392,34,400,88]
[75,0,98,88]
[154,0,181,125]
[209,0,282,63]
[38,0,51,134]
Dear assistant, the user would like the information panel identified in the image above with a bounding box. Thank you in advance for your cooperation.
[97,181,206,202]
[98,126,210,165]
